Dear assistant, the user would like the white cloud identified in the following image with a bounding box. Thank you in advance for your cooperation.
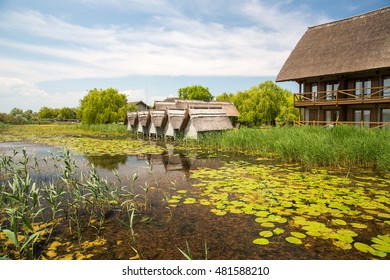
[0,77,84,112]
[0,1,324,82]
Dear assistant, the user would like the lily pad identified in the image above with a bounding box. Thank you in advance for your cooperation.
[291,232,306,239]
[259,231,273,238]
[286,236,302,245]
[371,243,390,253]
[331,219,347,226]
[350,223,367,229]
[183,198,196,204]
[333,241,352,250]
[306,231,322,237]
[354,242,374,253]
[261,222,275,228]
[253,238,269,245]
[273,228,285,235]
[210,209,227,216]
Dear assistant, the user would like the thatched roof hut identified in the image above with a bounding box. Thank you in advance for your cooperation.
[138,111,151,127]
[276,6,390,82]
[184,108,232,138]
[126,112,138,126]
[150,110,168,128]
[167,109,188,130]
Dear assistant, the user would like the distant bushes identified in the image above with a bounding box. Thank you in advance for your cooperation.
[198,125,390,173]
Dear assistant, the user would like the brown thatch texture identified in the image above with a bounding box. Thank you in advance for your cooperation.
[126,112,138,126]
[154,101,177,110]
[276,7,390,82]
[167,109,187,130]
[150,110,167,128]
[138,111,151,127]
[191,117,233,132]
[175,100,239,117]
[189,108,233,132]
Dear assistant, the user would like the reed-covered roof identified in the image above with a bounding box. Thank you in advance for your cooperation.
[175,100,239,117]
[167,109,187,130]
[189,108,232,132]
[150,110,168,128]
[276,6,390,82]
[126,112,138,126]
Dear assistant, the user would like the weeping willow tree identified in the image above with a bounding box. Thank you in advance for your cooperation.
[79,88,129,124]
[217,81,298,126]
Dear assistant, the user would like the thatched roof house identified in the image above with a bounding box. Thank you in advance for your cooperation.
[137,111,151,134]
[276,6,390,128]
[125,112,139,132]
[276,6,390,82]
[184,108,232,139]
[149,110,168,136]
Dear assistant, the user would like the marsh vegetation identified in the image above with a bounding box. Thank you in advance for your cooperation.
[0,124,389,259]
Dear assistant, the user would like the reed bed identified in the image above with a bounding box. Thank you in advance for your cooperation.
[0,148,143,259]
[198,126,390,173]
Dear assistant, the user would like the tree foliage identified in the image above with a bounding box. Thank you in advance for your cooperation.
[37,106,78,119]
[2,108,37,124]
[178,85,213,101]
[79,88,129,124]
[216,81,298,126]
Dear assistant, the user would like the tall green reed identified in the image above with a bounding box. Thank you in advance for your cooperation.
[197,125,390,173]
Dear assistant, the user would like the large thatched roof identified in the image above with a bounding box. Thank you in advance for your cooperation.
[150,110,167,128]
[276,6,390,82]
[189,108,232,132]
[175,100,240,117]
[167,109,188,130]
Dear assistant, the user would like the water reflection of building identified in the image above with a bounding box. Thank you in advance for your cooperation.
[136,144,224,176]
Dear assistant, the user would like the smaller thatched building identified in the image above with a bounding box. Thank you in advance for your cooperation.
[184,107,233,139]
[137,111,151,134]
[149,110,168,136]
[125,112,139,133]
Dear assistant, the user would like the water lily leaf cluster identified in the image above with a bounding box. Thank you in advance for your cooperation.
[0,124,165,156]
[180,161,390,258]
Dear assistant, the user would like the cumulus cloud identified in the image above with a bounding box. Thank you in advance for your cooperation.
[0,1,326,83]
[0,77,85,112]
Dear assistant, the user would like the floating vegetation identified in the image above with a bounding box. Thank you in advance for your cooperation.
[286,236,302,245]
[181,160,390,259]
[0,124,165,156]
[253,238,269,245]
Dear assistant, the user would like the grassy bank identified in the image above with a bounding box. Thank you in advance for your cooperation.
[198,126,390,173]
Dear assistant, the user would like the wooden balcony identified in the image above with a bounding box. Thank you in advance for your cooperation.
[295,120,390,129]
[294,86,390,107]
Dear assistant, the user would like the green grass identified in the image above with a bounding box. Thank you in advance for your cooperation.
[198,125,390,173]
[76,123,129,134]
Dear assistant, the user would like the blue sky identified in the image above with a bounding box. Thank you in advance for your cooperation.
[0,0,388,112]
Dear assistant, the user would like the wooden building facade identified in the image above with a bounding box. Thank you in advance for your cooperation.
[276,7,390,127]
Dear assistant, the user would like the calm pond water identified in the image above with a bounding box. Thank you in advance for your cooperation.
[0,140,389,260]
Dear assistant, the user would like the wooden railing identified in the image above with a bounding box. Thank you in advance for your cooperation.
[295,120,390,129]
[294,86,390,107]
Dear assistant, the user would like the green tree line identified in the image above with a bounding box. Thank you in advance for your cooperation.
[1,82,297,126]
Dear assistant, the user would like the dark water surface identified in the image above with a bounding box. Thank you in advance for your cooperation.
[1,141,389,260]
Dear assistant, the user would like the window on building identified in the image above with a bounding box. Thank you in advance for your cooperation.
[311,83,318,101]
[382,109,390,128]
[326,82,339,100]
[354,109,371,128]
[355,79,372,97]
[325,110,339,124]
[384,77,390,97]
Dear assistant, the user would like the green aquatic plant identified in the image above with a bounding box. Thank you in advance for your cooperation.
[182,159,390,258]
